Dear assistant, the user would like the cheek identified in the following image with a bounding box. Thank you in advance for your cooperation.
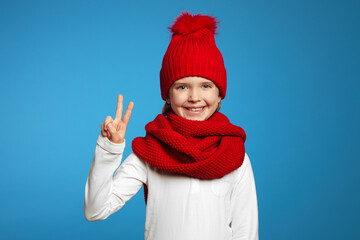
[205,92,221,105]
[169,92,187,105]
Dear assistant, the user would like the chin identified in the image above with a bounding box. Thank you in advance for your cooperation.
[181,113,210,121]
[184,116,206,121]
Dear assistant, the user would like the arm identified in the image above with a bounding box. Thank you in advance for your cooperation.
[84,134,147,221]
[231,153,259,240]
[84,94,140,221]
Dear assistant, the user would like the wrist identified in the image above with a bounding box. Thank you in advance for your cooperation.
[97,134,126,154]
[110,139,124,144]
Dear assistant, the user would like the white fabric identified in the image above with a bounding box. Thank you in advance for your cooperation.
[85,134,259,240]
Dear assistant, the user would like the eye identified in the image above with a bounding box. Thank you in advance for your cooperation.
[176,85,187,90]
[202,84,211,88]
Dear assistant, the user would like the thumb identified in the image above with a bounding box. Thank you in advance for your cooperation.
[107,123,117,135]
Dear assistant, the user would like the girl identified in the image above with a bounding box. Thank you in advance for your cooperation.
[85,12,259,240]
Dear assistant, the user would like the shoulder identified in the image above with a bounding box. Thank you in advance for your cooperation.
[233,152,251,172]
[120,152,149,172]
[232,152,254,183]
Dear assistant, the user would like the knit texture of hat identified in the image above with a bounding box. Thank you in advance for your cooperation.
[159,12,227,100]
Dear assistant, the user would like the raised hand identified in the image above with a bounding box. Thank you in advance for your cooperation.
[101,94,134,144]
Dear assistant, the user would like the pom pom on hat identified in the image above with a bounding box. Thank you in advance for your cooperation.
[160,11,227,100]
[169,11,218,36]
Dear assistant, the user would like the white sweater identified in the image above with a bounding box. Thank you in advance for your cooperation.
[84,134,259,240]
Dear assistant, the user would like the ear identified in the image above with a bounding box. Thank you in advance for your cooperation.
[165,96,171,104]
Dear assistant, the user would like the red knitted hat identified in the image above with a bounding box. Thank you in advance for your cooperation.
[160,11,227,100]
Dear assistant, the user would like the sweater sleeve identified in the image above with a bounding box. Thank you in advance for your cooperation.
[84,134,147,221]
[230,153,259,240]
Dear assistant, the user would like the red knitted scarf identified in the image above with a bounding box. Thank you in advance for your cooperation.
[131,111,247,204]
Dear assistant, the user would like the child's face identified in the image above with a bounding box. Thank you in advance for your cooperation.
[166,76,221,121]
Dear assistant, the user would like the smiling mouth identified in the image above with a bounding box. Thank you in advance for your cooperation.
[185,107,205,112]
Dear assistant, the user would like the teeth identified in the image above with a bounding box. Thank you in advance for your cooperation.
[188,107,204,112]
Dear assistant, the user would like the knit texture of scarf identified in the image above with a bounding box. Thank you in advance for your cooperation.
[131,111,247,204]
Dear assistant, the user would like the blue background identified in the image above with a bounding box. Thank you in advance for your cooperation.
[1,0,359,239]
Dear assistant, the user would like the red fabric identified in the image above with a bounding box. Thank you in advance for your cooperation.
[160,11,227,100]
[169,11,218,36]
[131,111,246,204]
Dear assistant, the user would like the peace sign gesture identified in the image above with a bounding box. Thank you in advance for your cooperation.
[101,94,134,144]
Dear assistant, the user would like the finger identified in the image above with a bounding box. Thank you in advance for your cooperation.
[112,119,121,131]
[104,116,113,130]
[122,101,134,126]
[115,94,123,121]
[106,129,111,140]
[101,122,107,137]
[101,122,104,135]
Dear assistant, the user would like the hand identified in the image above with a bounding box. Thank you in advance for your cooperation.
[101,94,134,144]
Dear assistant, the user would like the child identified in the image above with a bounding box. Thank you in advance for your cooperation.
[85,11,259,240]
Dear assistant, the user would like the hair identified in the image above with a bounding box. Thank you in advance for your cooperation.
[162,100,222,116]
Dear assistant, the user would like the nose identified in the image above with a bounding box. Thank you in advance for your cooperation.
[188,88,201,102]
